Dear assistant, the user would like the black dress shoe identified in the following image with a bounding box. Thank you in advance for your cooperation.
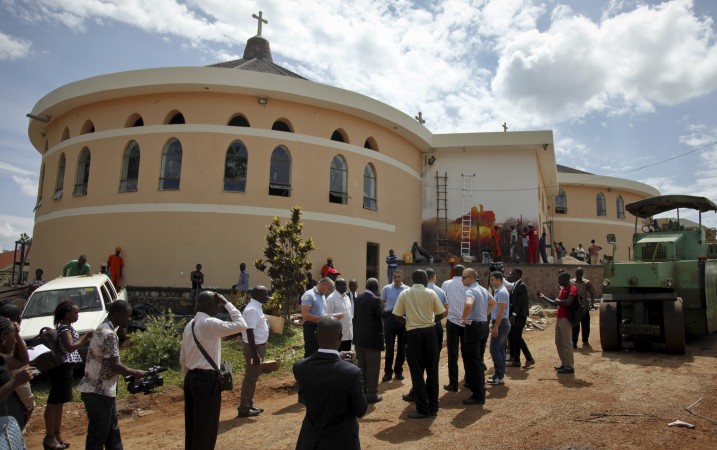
[407,411,430,419]
[557,367,575,374]
[554,365,564,370]
[250,406,264,413]
[443,383,458,392]
[367,395,383,404]
[395,373,405,380]
[382,374,393,382]
[462,396,485,405]
[402,393,416,403]
[238,408,261,418]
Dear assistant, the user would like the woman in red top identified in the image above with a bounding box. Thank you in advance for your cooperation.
[538,272,577,374]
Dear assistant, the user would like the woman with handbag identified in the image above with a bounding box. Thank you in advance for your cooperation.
[43,301,93,450]
[0,315,34,449]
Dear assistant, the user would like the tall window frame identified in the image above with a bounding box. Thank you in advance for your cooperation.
[363,163,377,210]
[616,195,625,219]
[555,189,567,214]
[53,153,66,199]
[159,138,183,191]
[268,146,291,197]
[596,192,607,216]
[329,155,348,204]
[224,140,248,192]
[119,141,141,192]
[73,147,91,196]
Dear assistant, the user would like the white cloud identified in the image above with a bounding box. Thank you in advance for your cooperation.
[11,175,37,197]
[0,161,34,177]
[0,31,31,61]
[0,214,34,251]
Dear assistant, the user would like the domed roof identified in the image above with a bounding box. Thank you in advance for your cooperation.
[208,11,306,80]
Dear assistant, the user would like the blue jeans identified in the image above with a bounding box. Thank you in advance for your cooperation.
[490,319,511,379]
[81,392,123,450]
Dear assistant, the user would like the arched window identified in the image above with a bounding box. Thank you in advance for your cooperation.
[596,192,607,216]
[555,189,567,214]
[329,155,348,204]
[81,120,95,134]
[224,140,248,192]
[363,163,377,210]
[126,114,144,127]
[53,153,65,199]
[74,147,91,196]
[119,141,141,192]
[268,146,291,196]
[271,119,293,132]
[61,127,70,142]
[364,137,378,151]
[331,129,348,143]
[228,115,250,127]
[36,163,45,208]
[166,111,186,124]
[159,138,182,190]
[616,195,625,219]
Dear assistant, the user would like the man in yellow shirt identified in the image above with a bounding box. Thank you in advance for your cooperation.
[393,269,446,419]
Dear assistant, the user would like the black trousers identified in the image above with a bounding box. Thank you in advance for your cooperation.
[463,321,489,401]
[572,309,590,345]
[435,321,444,357]
[303,322,318,357]
[184,370,221,450]
[406,326,439,415]
[383,314,406,376]
[445,320,465,385]
[509,316,533,363]
[81,393,123,450]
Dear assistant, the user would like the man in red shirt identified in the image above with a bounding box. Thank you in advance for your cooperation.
[107,246,124,289]
[538,272,577,374]
[523,224,539,264]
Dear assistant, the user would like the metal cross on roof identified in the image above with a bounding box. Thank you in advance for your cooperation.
[415,111,426,125]
[252,10,268,36]
[502,122,508,132]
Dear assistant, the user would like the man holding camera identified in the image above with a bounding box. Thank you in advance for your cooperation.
[77,300,145,450]
[181,291,248,450]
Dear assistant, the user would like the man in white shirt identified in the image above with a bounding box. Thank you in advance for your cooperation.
[441,264,467,391]
[326,278,354,351]
[180,291,248,450]
[238,286,270,418]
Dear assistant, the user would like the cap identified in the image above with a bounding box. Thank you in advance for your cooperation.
[101,263,107,268]
[115,246,122,252]
[327,257,333,261]
[327,268,341,275]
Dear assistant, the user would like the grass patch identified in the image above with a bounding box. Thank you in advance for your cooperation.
[30,323,305,406]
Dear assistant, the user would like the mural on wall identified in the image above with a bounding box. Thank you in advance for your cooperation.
[421,203,537,263]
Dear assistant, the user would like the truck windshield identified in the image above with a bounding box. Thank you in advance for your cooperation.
[23,287,102,318]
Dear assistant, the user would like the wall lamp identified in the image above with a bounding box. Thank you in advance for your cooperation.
[258,97,268,105]
[543,143,549,151]
[427,155,436,165]
[26,113,51,123]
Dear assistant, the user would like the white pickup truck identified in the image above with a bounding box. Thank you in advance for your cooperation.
[21,274,126,360]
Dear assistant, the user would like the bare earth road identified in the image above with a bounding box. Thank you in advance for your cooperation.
[25,312,717,449]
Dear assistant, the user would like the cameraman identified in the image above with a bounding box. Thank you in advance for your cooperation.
[181,291,247,450]
[77,300,145,450]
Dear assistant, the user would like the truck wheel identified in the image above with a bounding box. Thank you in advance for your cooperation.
[600,302,621,351]
[663,298,686,354]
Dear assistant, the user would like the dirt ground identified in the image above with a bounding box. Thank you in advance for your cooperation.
[25,312,717,449]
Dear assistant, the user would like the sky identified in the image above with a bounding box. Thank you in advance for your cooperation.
[1,0,717,251]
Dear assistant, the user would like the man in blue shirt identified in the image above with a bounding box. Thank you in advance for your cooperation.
[380,269,409,381]
[233,262,250,303]
[385,249,400,282]
[488,271,511,385]
[460,268,496,405]
[301,278,337,358]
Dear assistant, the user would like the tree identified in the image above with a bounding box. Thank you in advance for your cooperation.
[255,206,315,323]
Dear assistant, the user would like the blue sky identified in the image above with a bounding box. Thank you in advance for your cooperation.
[1,0,717,251]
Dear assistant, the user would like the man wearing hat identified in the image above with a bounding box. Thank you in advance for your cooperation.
[107,246,124,289]
[320,257,334,279]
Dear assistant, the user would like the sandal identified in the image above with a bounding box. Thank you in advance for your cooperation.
[42,438,64,450]
[55,435,70,449]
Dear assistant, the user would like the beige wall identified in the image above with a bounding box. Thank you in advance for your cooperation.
[32,90,423,288]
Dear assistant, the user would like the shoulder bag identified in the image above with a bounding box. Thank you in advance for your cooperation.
[0,399,26,450]
[190,321,233,391]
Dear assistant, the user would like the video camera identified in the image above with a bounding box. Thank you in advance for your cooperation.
[125,365,167,395]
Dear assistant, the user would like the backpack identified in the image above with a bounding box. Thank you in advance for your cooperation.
[27,326,65,371]
[568,285,589,326]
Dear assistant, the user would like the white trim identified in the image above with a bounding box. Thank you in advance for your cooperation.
[552,216,635,228]
[34,203,396,232]
[43,125,421,181]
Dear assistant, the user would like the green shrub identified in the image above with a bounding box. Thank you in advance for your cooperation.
[124,313,184,370]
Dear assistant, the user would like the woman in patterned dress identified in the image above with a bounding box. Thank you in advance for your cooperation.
[43,301,93,450]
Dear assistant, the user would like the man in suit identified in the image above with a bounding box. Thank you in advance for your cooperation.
[352,278,384,404]
[506,268,535,368]
[293,315,368,450]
